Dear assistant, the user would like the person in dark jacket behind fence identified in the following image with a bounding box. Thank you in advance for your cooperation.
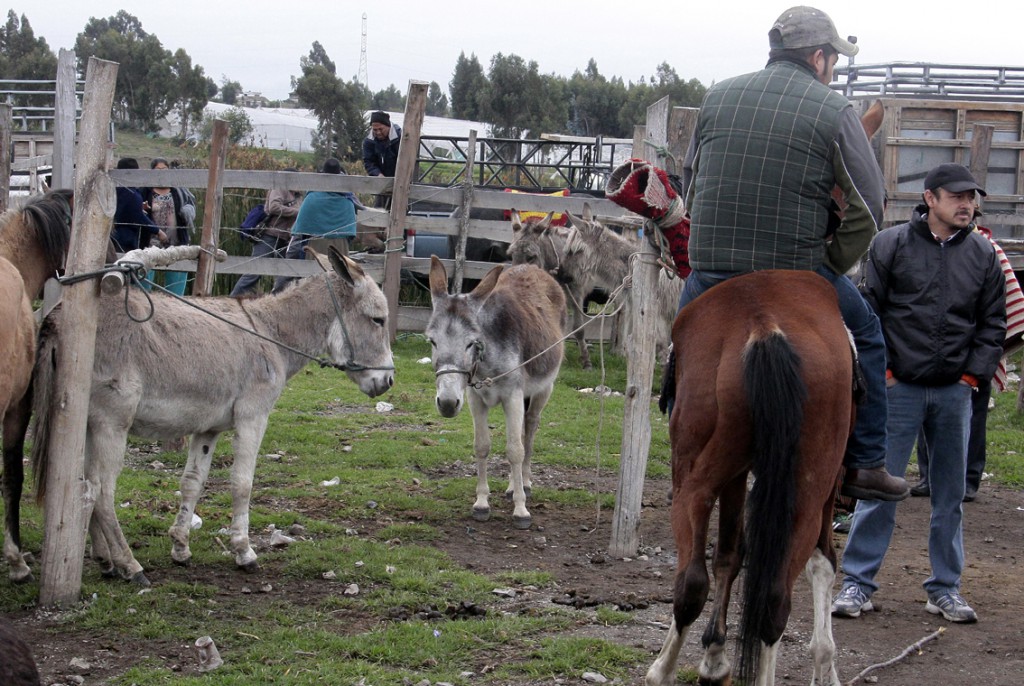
[832,163,1006,625]
[362,110,401,177]
[362,110,402,209]
[111,157,165,253]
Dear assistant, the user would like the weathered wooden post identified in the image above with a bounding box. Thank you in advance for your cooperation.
[52,48,78,190]
[193,119,228,296]
[452,129,478,294]
[38,57,119,608]
[607,99,697,557]
[382,81,427,340]
[969,123,994,192]
[0,103,11,213]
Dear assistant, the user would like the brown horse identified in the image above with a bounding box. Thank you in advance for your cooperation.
[646,270,853,686]
[1,191,73,584]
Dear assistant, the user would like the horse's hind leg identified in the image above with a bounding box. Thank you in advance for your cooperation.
[2,395,33,583]
[806,546,840,684]
[467,391,493,523]
[698,474,748,684]
[647,471,718,685]
[169,431,220,567]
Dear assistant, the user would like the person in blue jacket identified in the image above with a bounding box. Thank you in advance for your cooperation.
[272,158,365,293]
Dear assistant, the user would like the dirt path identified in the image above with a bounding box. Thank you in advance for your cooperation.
[8,470,1023,685]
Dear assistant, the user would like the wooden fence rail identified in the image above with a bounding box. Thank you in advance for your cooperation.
[105,166,634,335]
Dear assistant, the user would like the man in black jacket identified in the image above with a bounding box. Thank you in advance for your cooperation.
[362,110,401,177]
[833,163,1006,624]
[362,110,402,209]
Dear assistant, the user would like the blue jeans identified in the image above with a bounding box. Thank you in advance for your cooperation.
[231,233,289,297]
[677,266,888,469]
[841,381,972,598]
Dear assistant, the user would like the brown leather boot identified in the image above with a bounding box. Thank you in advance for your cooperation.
[841,466,911,501]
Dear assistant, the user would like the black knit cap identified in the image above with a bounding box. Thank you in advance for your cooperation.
[370,111,390,126]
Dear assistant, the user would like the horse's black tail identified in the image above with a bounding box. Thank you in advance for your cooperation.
[30,310,61,503]
[737,329,806,685]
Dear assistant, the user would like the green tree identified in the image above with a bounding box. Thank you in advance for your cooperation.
[479,53,566,138]
[369,83,404,111]
[568,59,628,137]
[618,77,653,136]
[200,106,253,145]
[293,41,345,156]
[426,81,449,117]
[218,77,242,105]
[651,62,706,109]
[74,11,209,133]
[292,42,364,160]
[449,52,486,121]
[0,11,58,125]
[169,48,210,141]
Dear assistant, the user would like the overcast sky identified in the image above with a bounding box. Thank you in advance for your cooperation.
[12,1,1024,102]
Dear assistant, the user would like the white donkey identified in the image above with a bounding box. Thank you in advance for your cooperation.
[30,248,393,585]
[426,256,565,529]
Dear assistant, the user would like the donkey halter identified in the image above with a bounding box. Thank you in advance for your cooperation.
[321,272,395,373]
[434,340,486,389]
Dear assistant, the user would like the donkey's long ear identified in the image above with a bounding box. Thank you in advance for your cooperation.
[511,209,523,233]
[533,212,554,233]
[329,247,364,286]
[429,255,449,298]
[471,263,503,300]
[564,211,581,229]
[582,202,593,222]
[308,247,330,272]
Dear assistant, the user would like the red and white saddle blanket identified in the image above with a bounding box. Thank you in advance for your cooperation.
[978,226,1024,391]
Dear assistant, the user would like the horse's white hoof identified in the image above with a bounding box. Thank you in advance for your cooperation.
[472,507,491,522]
[512,515,532,530]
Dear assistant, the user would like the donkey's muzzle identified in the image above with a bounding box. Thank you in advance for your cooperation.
[436,395,462,418]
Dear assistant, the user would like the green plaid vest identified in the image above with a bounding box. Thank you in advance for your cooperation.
[688,61,850,272]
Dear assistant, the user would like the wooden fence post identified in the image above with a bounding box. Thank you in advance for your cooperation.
[38,57,119,608]
[608,100,698,557]
[382,81,428,340]
[452,129,477,294]
[52,48,78,190]
[193,119,228,296]
[969,123,994,192]
[0,103,11,213]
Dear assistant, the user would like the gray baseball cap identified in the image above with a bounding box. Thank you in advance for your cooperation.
[769,6,859,57]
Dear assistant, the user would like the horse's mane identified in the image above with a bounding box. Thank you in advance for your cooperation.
[1,191,74,273]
